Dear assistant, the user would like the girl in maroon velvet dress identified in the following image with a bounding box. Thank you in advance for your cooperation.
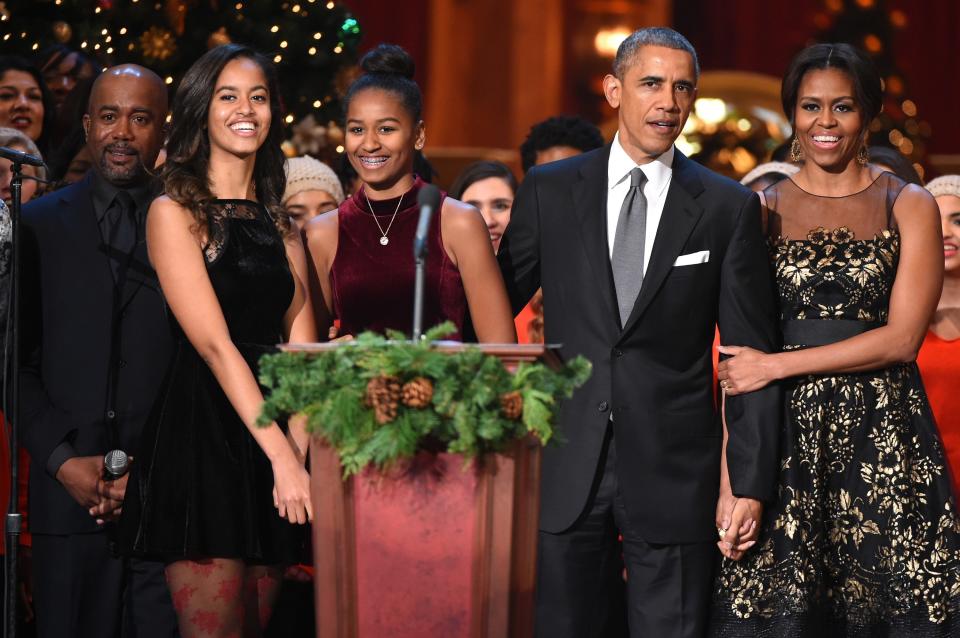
[304,44,515,342]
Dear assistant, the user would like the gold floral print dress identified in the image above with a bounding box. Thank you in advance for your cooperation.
[712,172,960,637]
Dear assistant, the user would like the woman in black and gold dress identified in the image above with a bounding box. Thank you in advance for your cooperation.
[712,44,960,636]
[118,45,316,637]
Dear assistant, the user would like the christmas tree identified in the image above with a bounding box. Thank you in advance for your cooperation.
[814,0,930,179]
[0,0,362,158]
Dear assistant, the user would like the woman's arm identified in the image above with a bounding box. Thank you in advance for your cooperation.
[147,197,312,523]
[441,198,517,343]
[282,231,319,462]
[302,211,337,340]
[719,185,944,394]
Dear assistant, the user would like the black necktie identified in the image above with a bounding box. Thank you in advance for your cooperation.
[104,190,137,281]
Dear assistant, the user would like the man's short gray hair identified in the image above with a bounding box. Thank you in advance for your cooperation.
[613,27,700,81]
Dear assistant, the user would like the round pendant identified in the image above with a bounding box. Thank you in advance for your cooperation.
[379,236,389,246]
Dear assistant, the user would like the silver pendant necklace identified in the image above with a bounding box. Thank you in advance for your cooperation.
[365,188,404,246]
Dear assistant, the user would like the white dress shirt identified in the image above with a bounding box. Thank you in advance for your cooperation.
[606,133,675,270]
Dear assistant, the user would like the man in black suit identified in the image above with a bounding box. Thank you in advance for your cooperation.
[21,65,178,637]
[498,28,781,637]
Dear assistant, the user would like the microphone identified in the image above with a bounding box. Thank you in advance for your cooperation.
[412,184,441,340]
[414,184,441,259]
[103,449,130,480]
[0,145,45,168]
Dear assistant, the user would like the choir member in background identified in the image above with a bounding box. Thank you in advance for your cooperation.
[917,174,960,497]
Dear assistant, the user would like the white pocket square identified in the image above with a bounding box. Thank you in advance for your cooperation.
[673,250,710,267]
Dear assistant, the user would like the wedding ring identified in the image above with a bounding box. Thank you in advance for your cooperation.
[718,527,727,539]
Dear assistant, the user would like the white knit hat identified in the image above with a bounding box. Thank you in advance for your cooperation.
[739,161,800,186]
[926,175,960,199]
[283,156,345,205]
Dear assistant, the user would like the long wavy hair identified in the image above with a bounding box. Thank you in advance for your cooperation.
[162,44,290,236]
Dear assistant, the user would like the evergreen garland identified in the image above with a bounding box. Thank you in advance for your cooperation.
[258,323,592,477]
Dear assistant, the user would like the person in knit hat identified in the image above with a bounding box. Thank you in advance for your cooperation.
[917,174,960,499]
[283,155,345,230]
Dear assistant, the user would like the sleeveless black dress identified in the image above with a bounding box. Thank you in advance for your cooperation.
[711,173,960,636]
[118,199,303,565]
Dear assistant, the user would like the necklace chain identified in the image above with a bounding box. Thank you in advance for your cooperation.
[365,188,404,246]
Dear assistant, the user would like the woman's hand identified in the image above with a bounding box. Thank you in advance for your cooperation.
[271,454,313,525]
[717,345,779,395]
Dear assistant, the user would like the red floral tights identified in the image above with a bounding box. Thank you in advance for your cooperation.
[165,559,282,638]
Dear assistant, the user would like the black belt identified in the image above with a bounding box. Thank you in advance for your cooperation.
[782,319,882,347]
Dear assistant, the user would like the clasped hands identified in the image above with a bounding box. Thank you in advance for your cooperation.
[715,488,762,560]
[56,455,130,525]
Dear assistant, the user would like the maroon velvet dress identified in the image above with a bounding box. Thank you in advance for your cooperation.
[331,177,468,339]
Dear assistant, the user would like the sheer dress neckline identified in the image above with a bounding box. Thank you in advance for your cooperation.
[785,171,885,199]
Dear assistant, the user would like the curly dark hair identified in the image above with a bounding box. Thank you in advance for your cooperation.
[163,44,290,236]
[519,115,604,173]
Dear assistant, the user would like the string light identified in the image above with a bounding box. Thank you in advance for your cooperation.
[2,35,9,41]
[94,43,101,50]
[105,36,112,43]
[274,54,282,63]
[333,45,343,54]
[270,25,279,33]
[313,99,321,108]
[308,46,317,55]
[285,114,294,123]
[292,4,301,10]
[313,32,322,39]
[280,40,288,48]
[101,28,108,35]
[95,6,101,12]
[106,47,114,54]
[31,42,38,50]
[235,2,243,8]
[80,40,88,48]
[326,1,334,7]
[165,76,174,85]
[120,28,127,35]
[335,145,344,153]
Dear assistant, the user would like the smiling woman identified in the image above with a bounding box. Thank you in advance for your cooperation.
[116,44,317,637]
[0,56,55,155]
[302,44,515,344]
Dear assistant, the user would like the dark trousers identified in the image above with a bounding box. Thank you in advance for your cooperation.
[32,532,179,638]
[535,428,717,638]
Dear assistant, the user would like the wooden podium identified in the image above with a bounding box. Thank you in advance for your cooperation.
[282,343,553,638]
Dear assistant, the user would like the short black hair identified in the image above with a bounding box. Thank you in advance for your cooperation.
[449,160,518,200]
[519,115,604,173]
[781,43,882,129]
[868,145,922,185]
[344,44,422,123]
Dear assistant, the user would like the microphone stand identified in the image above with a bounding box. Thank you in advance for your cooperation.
[4,162,24,638]
[412,236,427,341]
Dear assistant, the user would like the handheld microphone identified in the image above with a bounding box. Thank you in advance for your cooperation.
[103,449,130,480]
[0,145,45,168]
[414,184,441,259]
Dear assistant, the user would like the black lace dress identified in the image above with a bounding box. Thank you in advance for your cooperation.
[712,173,960,636]
[118,199,303,565]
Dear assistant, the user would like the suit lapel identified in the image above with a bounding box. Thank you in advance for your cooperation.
[571,145,619,331]
[619,151,705,338]
[57,174,115,292]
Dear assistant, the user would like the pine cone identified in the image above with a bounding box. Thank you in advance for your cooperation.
[401,377,434,408]
[365,375,401,424]
[500,391,523,420]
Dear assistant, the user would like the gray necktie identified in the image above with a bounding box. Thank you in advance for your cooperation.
[611,167,648,326]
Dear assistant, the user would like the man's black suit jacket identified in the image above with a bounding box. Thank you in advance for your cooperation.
[20,173,173,535]
[498,146,782,543]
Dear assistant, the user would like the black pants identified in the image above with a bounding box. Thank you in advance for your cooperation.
[535,428,717,638]
[32,532,179,638]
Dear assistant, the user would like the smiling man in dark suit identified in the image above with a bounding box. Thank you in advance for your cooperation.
[498,28,782,637]
[21,64,178,637]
